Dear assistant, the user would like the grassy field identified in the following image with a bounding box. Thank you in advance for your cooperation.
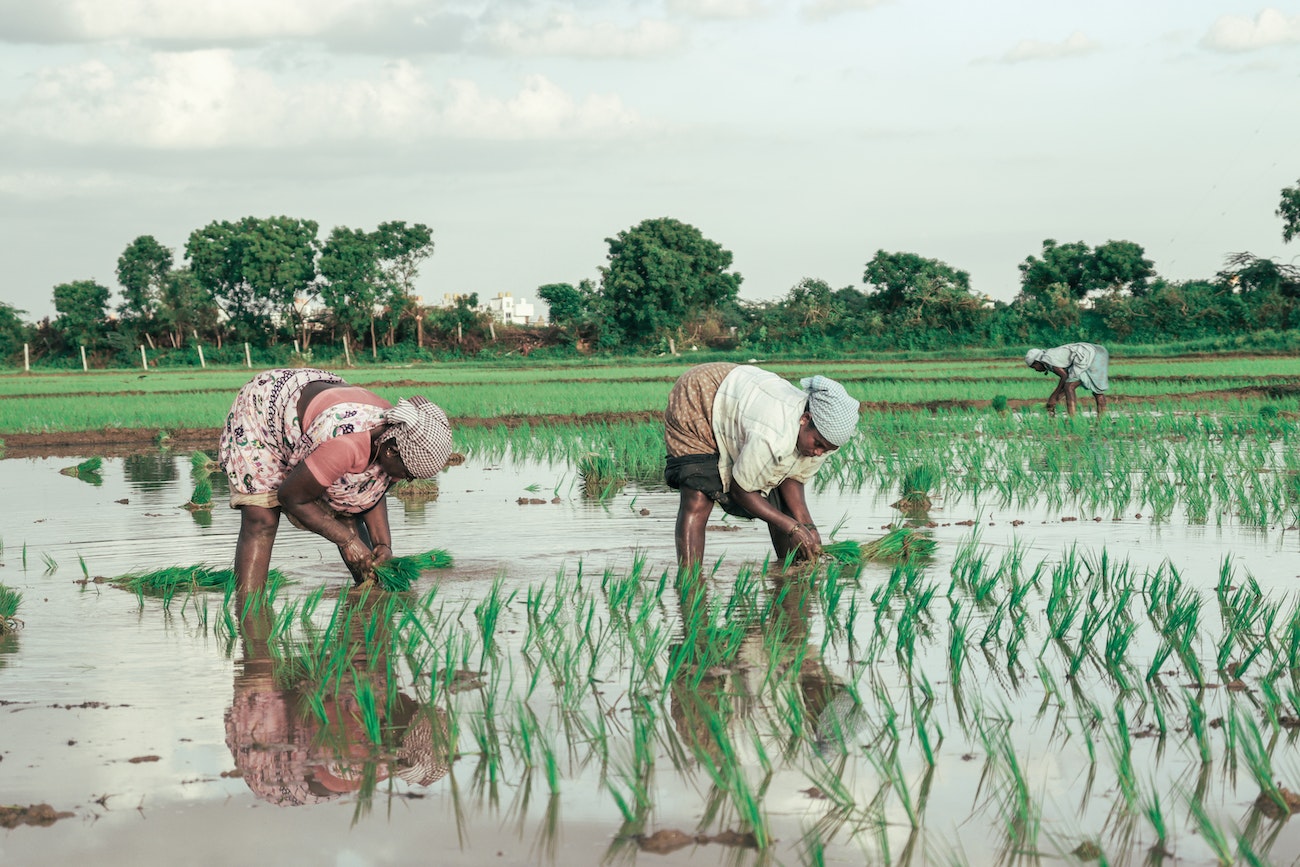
[0,352,1293,435]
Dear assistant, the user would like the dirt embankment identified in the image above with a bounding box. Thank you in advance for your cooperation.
[0,387,1289,458]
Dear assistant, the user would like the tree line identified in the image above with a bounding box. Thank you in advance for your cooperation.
[2,179,1298,367]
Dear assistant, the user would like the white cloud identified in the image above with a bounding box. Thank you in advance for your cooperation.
[486,11,684,58]
[1000,30,1098,63]
[799,0,886,24]
[666,0,770,21]
[1201,7,1300,52]
[4,50,645,147]
[0,0,407,42]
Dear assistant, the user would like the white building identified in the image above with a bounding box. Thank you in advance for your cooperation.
[483,292,535,325]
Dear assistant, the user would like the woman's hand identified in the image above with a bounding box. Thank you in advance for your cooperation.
[787,522,822,560]
[340,535,376,583]
[372,542,394,566]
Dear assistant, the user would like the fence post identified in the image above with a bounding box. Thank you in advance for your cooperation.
[140,345,148,371]
[197,344,206,369]
[23,343,30,372]
[80,345,88,372]
[343,334,352,366]
[244,342,252,368]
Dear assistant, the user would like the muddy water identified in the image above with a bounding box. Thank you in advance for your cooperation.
[3,449,1300,866]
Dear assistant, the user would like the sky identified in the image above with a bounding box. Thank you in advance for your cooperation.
[1,0,1298,321]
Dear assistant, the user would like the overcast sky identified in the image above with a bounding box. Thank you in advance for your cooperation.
[1,0,1297,320]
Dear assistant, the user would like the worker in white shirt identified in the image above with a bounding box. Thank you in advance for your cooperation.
[663,363,860,571]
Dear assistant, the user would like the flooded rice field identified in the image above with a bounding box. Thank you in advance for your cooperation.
[3,444,1300,866]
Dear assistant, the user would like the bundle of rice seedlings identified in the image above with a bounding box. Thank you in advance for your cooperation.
[372,549,453,592]
[0,584,23,635]
[108,564,286,595]
[183,479,213,511]
[59,457,102,478]
[892,465,937,513]
[191,450,219,476]
[390,478,440,503]
[860,527,936,563]
[821,540,864,565]
[578,452,626,498]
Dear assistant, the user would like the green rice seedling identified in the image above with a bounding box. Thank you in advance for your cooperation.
[183,478,213,510]
[110,564,286,596]
[0,584,23,635]
[59,456,102,477]
[190,450,218,475]
[77,554,89,581]
[371,548,453,592]
[859,527,936,564]
[991,394,1008,413]
[1185,690,1213,765]
[577,452,625,498]
[41,552,57,575]
[1234,707,1291,816]
[1183,788,1233,865]
[893,464,937,513]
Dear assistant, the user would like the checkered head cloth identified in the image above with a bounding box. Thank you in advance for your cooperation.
[381,397,452,479]
[799,375,860,447]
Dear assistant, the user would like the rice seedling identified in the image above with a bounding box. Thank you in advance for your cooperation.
[1183,789,1234,865]
[59,456,102,477]
[0,584,22,635]
[390,477,440,503]
[190,450,218,475]
[892,464,938,513]
[183,478,213,511]
[41,552,57,574]
[577,452,625,498]
[371,548,453,592]
[109,564,287,596]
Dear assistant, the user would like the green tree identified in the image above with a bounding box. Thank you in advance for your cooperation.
[0,302,30,360]
[185,216,319,344]
[319,226,383,354]
[1091,240,1155,296]
[157,267,220,348]
[599,217,742,345]
[1280,179,1300,244]
[537,282,588,327]
[1017,239,1095,299]
[1019,238,1155,299]
[374,221,434,344]
[862,251,971,312]
[116,236,173,345]
[52,279,112,351]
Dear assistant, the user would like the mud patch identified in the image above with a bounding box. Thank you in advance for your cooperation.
[0,803,74,829]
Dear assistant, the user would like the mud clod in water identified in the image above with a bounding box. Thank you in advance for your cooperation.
[0,804,74,829]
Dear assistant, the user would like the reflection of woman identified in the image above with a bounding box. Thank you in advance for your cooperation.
[1024,343,1109,417]
[225,609,449,806]
[219,368,453,590]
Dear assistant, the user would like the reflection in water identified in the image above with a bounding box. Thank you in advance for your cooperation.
[226,603,451,807]
[123,451,179,486]
[0,633,19,669]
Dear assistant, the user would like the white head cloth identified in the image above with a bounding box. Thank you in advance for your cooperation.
[381,397,452,479]
[798,375,860,447]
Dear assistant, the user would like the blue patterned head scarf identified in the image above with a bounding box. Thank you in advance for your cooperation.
[799,375,860,447]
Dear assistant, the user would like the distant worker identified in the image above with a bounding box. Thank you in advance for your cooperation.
[664,363,861,571]
[219,368,453,591]
[1024,343,1109,417]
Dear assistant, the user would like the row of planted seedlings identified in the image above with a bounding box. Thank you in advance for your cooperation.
[451,401,1300,524]
[159,532,1300,863]
[96,517,1300,864]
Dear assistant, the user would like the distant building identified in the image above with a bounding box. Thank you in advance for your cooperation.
[483,292,535,325]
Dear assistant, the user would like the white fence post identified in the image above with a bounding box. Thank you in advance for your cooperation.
[244,342,252,368]
[80,345,88,372]
[140,345,148,371]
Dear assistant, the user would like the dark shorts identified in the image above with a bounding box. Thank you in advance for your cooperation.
[665,453,784,520]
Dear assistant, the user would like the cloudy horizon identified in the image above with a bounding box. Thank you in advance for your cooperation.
[1,0,1297,320]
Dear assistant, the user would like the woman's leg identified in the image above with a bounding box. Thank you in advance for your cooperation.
[234,504,281,592]
[675,488,714,574]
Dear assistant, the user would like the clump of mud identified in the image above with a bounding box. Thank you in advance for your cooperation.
[0,804,73,829]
